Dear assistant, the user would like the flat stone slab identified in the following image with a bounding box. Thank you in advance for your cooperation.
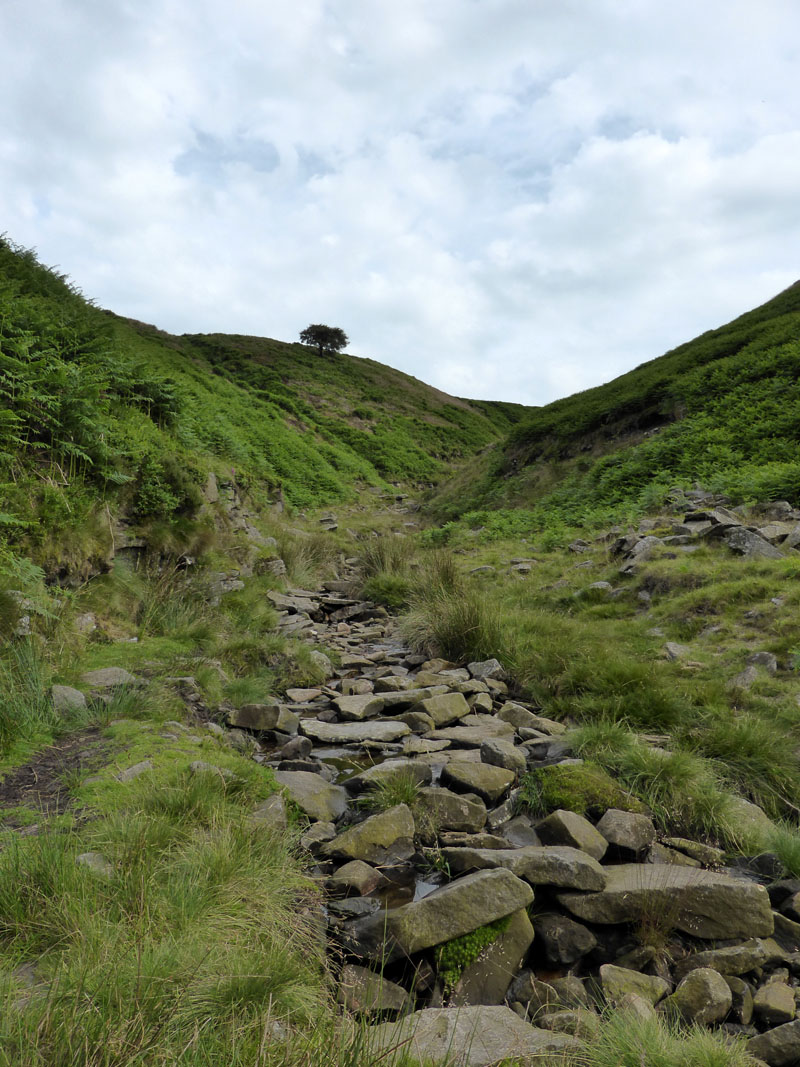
[366,1006,578,1066]
[323,804,415,865]
[343,758,432,794]
[441,761,515,804]
[274,770,348,822]
[333,694,386,721]
[440,845,607,891]
[300,719,411,744]
[558,863,774,939]
[431,721,516,745]
[82,667,141,689]
[350,868,534,959]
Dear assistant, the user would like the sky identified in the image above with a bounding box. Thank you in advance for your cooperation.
[2,1,799,406]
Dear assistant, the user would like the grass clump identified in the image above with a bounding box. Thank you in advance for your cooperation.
[434,916,511,993]
[566,1006,754,1067]
[518,762,646,821]
[358,768,422,815]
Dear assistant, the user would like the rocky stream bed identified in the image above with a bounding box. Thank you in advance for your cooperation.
[194,569,800,1067]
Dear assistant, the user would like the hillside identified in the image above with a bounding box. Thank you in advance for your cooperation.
[430,281,800,533]
[0,237,523,580]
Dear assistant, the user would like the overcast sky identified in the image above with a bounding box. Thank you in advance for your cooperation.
[2,1,799,405]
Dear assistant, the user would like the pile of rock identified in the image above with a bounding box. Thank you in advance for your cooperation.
[213,585,800,1066]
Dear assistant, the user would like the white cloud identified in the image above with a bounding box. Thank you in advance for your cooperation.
[1,0,799,404]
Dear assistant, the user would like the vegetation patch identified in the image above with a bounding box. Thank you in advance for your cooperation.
[519,762,646,820]
[434,916,511,992]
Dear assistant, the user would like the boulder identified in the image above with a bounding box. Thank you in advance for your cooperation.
[599,964,670,1006]
[725,527,783,559]
[248,795,288,832]
[339,964,409,1014]
[534,913,597,966]
[596,809,656,856]
[228,703,299,734]
[467,659,507,681]
[480,738,527,775]
[433,721,516,745]
[365,1006,578,1066]
[81,667,141,688]
[51,685,87,713]
[323,804,415,865]
[416,787,487,834]
[349,868,533,959]
[673,939,770,980]
[725,976,754,1025]
[558,864,774,939]
[342,759,432,794]
[413,692,471,728]
[440,845,606,891]
[274,770,347,822]
[333,694,386,721]
[451,908,535,1006]
[441,762,515,804]
[665,968,732,1024]
[753,983,797,1027]
[299,719,411,744]
[748,1020,800,1066]
[501,815,540,848]
[536,810,608,862]
[327,860,384,897]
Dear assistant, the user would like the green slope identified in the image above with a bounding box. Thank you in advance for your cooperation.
[432,281,800,531]
[0,237,525,572]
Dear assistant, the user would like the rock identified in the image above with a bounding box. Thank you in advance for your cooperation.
[665,968,732,1024]
[599,964,670,1006]
[398,711,436,734]
[309,650,333,677]
[300,821,336,853]
[451,908,535,1006]
[480,738,526,775]
[116,760,153,782]
[536,810,608,862]
[673,939,770,980]
[439,833,508,849]
[189,761,234,779]
[432,721,516,745]
[341,678,375,696]
[416,787,487,834]
[753,983,797,1027]
[534,913,597,966]
[413,692,471,728]
[299,719,411,744]
[616,992,657,1022]
[662,837,725,866]
[379,686,449,711]
[343,759,432,794]
[725,976,754,1025]
[664,641,691,661]
[748,1020,800,1066]
[402,734,448,753]
[729,665,759,690]
[538,1009,600,1039]
[725,528,784,559]
[228,703,299,734]
[274,735,313,760]
[441,762,515,804]
[51,685,87,713]
[727,797,775,846]
[323,805,415,865]
[558,864,774,939]
[596,809,656,856]
[248,795,288,832]
[440,845,607,891]
[339,964,409,1014]
[365,1006,578,1065]
[467,659,506,681]
[81,667,141,688]
[76,852,114,878]
[501,815,540,848]
[333,694,386,721]
[747,651,779,673]
[327,860,384,897]
[350,869,534,959]
[274,770,347,822]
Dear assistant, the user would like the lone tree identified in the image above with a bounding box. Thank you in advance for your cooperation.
[299,323,349,357]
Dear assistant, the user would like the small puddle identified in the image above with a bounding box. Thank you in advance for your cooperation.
[372,869,445,909]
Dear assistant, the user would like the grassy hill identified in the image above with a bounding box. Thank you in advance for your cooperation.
[430,281,800,535]
[0,236,524,578]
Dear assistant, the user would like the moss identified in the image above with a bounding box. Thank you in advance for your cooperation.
[434,915,511,991]
[519,761,646,820]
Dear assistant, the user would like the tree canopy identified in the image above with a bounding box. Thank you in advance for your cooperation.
[299,324,349,357]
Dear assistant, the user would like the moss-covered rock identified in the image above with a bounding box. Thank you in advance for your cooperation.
[519,762,646,820]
